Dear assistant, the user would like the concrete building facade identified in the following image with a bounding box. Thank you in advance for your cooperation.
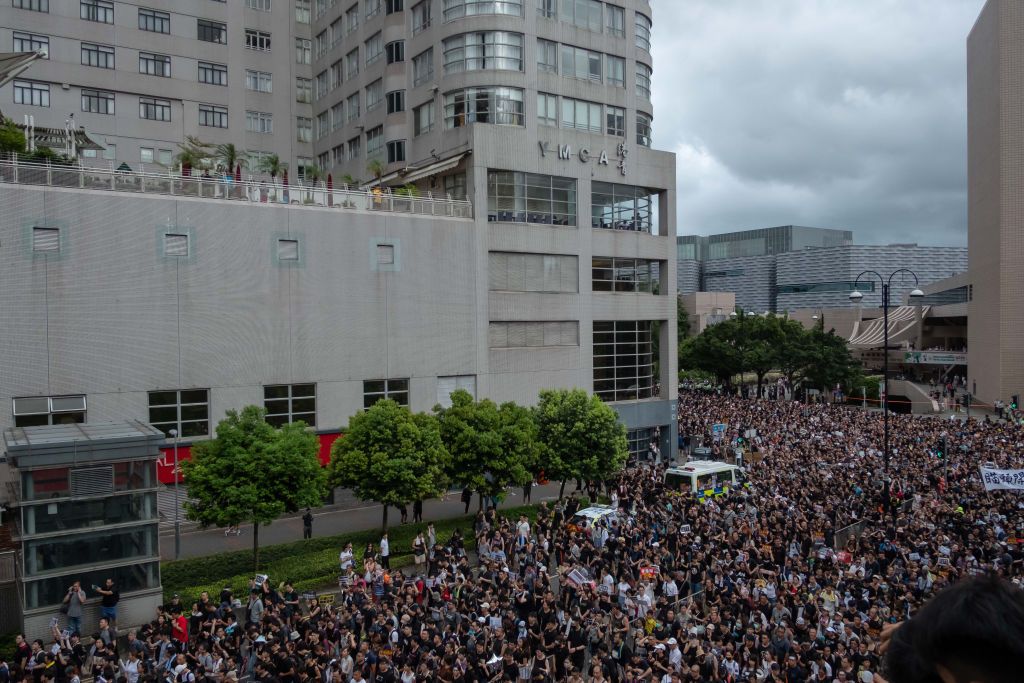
[967,0,1024,406]
[0,0,314,173]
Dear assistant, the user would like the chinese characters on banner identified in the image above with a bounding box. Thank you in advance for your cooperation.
[978,465,1024,491]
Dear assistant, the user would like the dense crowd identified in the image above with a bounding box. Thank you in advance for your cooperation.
[6,391,1024,683]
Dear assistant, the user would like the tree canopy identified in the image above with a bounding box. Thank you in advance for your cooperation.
[182,405,326,572]
[329,399,450,529]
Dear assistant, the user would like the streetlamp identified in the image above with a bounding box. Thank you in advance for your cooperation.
[849,270,924,521]
[169,428,181,560]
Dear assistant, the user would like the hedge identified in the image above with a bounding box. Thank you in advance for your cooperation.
[160,504,545,603]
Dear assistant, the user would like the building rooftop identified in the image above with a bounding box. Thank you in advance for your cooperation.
[2,421,165,468]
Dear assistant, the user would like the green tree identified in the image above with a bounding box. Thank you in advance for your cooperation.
[259,153,286,179]
[214,143,246,174]
[366,159,385,187]
[0,118,26,157]
[679,320,744,387]
[677,296,691,340]
[329,400,449,529]
[435,390,539,509]
[534,389,628,498]
[803,326,863,399]
[174,135,212,173]
[182,406,326,573]
[774,318,815,397]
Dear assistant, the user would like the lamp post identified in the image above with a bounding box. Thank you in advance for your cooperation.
[170,428,181,560]
[850,270,924,523]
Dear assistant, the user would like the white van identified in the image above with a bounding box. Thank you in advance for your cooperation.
[568,505,618,531]
[664,461,747,500]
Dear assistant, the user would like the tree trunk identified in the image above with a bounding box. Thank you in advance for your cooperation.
[382,504,389,530]
[559,480,567,499]
[478,492,484,512]
[756,373,764,398]
[252,521,260,575]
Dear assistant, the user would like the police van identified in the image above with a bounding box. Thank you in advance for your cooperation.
[664,461,747,501]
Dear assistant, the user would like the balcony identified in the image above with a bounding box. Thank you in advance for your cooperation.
[0,156,474,219]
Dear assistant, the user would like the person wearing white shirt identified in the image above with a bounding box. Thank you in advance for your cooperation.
[339,543,354,572]
[667,639,682,672]
[380,533,390,569]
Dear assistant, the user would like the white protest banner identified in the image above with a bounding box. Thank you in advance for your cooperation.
[979,466,1024,491]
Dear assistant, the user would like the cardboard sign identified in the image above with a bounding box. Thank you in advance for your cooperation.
[680,524,692,534]
[255,574,269,586]
[640,565,660,580]
[318,593,336,605]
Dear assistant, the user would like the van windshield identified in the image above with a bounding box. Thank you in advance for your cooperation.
[664,472,691,493]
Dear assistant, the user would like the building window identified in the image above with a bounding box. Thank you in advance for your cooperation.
[139,8,170,33]
[81,0,113,23]
[346,4,359,33]
[140,97,172,121]
[316,112,328,139]
[537,39,557,73]
[246,29,272,51]
[443,32,523,74]
[102,143,115,160]
[385,0,403,12]
[366,125,384,157]
[560,44,601,82]
[636,62,652,100]
[198,19,227,44]
[363,379,409,408]
[591,181,659,233]
[139,52,171,77]
[148,390,208,438]
[332,144,344,164]
[346,48,360,78]
[443,0,522,21]
[636,112,652,147]
[296,38,312,64]
[592,257,661,293]
[376,243,395,264]
[331,60,343,89]
[560,96,601,133]
[199,104,228,128]
[347,136,361,160]
[296,0,311,22]
[488,321,579,348]
[386,40,405,64]
[386,89,405,114]
[488,252,579,293]
[277,238,299,261]
[366,79,383,110]
[606,55,624,86]
[81,89,114,115]
[635,12,651,51]
[315,30,329,59]
[296,76,312,102]
[13,395,86,427]
[13,0,49,11]
[605,3,624,37]
[537,92,557,127]
[31,226,60,252]
[247,0,272,10]
[315,70,328,100]
[246,111,273,133]
[537,0,555,19]
[365,32,383,65]
[413,101,434,135]
[297,156,314,180]
[365,0,381,18]
[13,32,48,56]
[560,0,600,31]
[444,86,524,128]
[444,173,466,199]
[412,48,434,86]
[593,320,656,402]
[198,62,228,86]
[487,169,576,226]
[297,116,313,142]
[81,43,114,69]
[264,384,316,427]
[14,80,49,107]
[247,70,273,93]
[412,0,431,33]
[158,149,173,165]
[436,375,476,408]
[346,92,360,121]
[386,140,405,163]
[606,105,625,136]
[162,232,189,257]
[140,147,154,163]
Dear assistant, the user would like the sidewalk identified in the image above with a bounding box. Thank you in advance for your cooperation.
[158,482,567,561]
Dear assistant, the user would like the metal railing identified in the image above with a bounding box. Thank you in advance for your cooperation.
[0,156,474,219]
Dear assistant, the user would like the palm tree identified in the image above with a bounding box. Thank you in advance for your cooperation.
[366,159,385,187]
[174,135,212,175]
[259,153,285,179]
[303,164,323,184]
[341,173,358,188]
[214,143,246,175]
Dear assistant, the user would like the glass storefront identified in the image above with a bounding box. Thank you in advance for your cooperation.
[21,491,157,535]
[23,560,160,610]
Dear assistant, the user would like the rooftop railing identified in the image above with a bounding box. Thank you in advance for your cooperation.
[0,156,474,219]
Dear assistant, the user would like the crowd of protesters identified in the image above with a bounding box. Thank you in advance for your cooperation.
[6,389,1024,683]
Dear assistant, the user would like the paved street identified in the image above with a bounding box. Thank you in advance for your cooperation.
[158,482,567,561]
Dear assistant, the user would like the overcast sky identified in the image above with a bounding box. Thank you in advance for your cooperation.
[652,0,984,246]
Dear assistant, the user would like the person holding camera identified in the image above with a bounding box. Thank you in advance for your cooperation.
[93,579,120,628]
[61,581,86,636]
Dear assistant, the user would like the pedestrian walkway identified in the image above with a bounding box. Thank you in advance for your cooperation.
[159,482,565,561]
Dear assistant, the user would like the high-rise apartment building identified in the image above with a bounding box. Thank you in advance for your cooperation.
[0,0,314,172]
[967,0,1024,406]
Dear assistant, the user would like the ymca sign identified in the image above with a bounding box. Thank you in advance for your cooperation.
[538,141,629,176]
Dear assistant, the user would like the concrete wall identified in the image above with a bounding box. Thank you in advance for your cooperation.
[23,588,162,643]
[967,0,1024,406]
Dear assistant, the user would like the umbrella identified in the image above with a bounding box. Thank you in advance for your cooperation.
[327,173,333,207]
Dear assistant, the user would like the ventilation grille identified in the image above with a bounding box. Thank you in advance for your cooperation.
[70,466,114,497]
[277,239,299,261]
[32,227,60,252]
[164,233,189,257]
